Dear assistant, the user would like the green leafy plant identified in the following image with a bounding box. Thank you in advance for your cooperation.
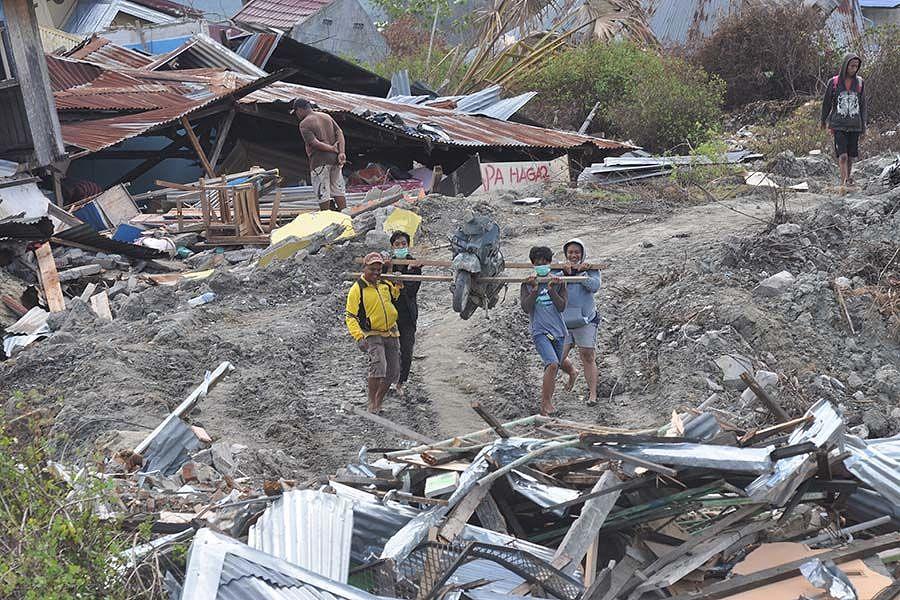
[858,25,900,121]
[669,134,739,187]
[0,401,161,599]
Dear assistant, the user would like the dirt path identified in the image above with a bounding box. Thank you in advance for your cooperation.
[413,192,826,434]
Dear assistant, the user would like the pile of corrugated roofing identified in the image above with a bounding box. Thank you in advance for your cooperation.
[90,363,900,600]
[578,150,763,185]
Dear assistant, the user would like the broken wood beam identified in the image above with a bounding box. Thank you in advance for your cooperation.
[34,242,65,312]
[470,401,511,438]
[180,116,215,178]
[667,532,900,600]
[1,294,28,317]
[740,371,790,423]
[134,362,234,455]
[210,108,236,173]
[476,439,581,488]
[738,415,815,446]
[553,470,624,569]
[341,402,435,445]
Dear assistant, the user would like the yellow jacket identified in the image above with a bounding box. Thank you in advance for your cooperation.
[345,277,400,341]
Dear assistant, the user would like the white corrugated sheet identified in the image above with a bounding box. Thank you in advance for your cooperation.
[248,490,354,583]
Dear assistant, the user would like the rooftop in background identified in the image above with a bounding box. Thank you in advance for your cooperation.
[232,0,333,29]
[63,0,202,35]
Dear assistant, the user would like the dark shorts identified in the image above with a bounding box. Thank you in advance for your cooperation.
[833,130,860,159]
[533,333,564,367]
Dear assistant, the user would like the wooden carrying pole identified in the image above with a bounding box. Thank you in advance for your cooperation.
[344,272,591,284]
[355,257,605,270]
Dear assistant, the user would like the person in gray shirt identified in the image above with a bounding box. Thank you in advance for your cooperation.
[521,246,568,416]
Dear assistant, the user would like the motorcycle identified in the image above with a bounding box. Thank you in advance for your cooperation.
[450,212,505,320]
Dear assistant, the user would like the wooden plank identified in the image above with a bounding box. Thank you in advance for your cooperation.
[180,116,215,178]
[355,257,606,270]
[739,416,814,446]
[667,532,900,600]
[340,402,435,445]
[34,242,65,312]
[1,295,28,317]
[584,536,600,587]
[438,481,493,542]
[210,108,236,172]
[345,272,591,284]
[740,372,790,423]
[268,187,282,232]
[89,290,113,320]
[470,401,511,438]
[79,282,97,302]
[553,471,623,570]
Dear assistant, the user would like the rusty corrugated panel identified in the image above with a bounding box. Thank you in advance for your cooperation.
[235,33,280,68]
[241,82,629,150]
[66,36,154,69]
[46,55,103,91]
[232,0,333,29]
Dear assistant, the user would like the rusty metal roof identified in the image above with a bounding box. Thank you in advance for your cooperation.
[46,55,104,91]
[232,0,333,29]
[242,82,629,150]
[66,36,155,69]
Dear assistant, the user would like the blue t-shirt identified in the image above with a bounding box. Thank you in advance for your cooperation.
[529,283,567,340]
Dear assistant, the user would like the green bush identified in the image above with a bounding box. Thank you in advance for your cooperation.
[518,42,724,153]
[858,25,900,121]
[691,4,835,108]
[0,402,158,599]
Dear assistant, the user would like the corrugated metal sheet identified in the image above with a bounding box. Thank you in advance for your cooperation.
[242,82,628,150]
[40,26,84,54]
[182,528,390,600]
[63,0,179,35]
[0,216,54,241]
[55,223,165,258]
[145,33,268,76]
[4,307,51,336]
[248,490,354,583]
[66,36,155,69]
[390,85,537,121]
[236,32,281,68]
[844,434,900,507]
[232,0,334,29]
[860,0,900,6]
[139,415,200,476]
[46,55,104,92]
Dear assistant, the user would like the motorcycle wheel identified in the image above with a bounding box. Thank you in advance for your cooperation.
[460,300,479,320]
[452,271,471,313]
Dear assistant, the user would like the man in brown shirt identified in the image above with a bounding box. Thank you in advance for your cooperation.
[293,98,347,211]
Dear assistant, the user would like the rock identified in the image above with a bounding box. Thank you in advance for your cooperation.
[181,461,198,482]
[874,366,900,399]
[48,332,77,345]
[192,448,214,466]
[847,372,864,390]
[224,249,259,264]
[863,409,891,438]
[834,276,852,289]
[775,223,801,236]
[364,230,391,248]
[706,377,724,392]
[849,424,869,439]
[715,354,753,390]
[57,264,101,282]
[740,370,779,404]
[754,270,796,297]
[853,391,865,402]
[211,440,235,476]
[641,241,654,248]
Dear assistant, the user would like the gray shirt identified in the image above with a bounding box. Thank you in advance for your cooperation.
[521,281,567,340]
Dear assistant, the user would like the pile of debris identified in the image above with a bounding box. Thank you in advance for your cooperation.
[43,363,900,600]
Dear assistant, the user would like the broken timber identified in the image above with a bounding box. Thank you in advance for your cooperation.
[341,402,435,445]
[34,242,65,312]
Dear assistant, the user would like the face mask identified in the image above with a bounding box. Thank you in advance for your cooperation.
[534,265,551,277]
[393,248,409,259]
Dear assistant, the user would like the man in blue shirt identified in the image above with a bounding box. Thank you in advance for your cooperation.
[521,246,568,416]
[558,238,602,406]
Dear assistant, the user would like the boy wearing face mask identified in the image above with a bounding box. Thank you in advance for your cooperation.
[521,246,568,416]
[389,231,422,398]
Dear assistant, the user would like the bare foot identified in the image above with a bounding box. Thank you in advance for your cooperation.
[540,402,556,416]
[395,384,405,399]
[586,397,597,407]
[565,369,578,392]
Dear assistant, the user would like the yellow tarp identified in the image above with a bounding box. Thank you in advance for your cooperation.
[270,210,355,246]
[383,208,421,245]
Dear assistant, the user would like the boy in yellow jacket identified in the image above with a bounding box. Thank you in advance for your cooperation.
[346,252,402,412]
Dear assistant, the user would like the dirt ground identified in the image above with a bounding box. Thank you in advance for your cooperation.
[2,153,899,477]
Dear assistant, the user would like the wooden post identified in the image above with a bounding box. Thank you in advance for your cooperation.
[209,108,236,173]
[3,0,65,168]
[740,372,790,423]
[34,242,65,312]
[180,116,215,178]
[52,172,63,207]
[269,188,282,232]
